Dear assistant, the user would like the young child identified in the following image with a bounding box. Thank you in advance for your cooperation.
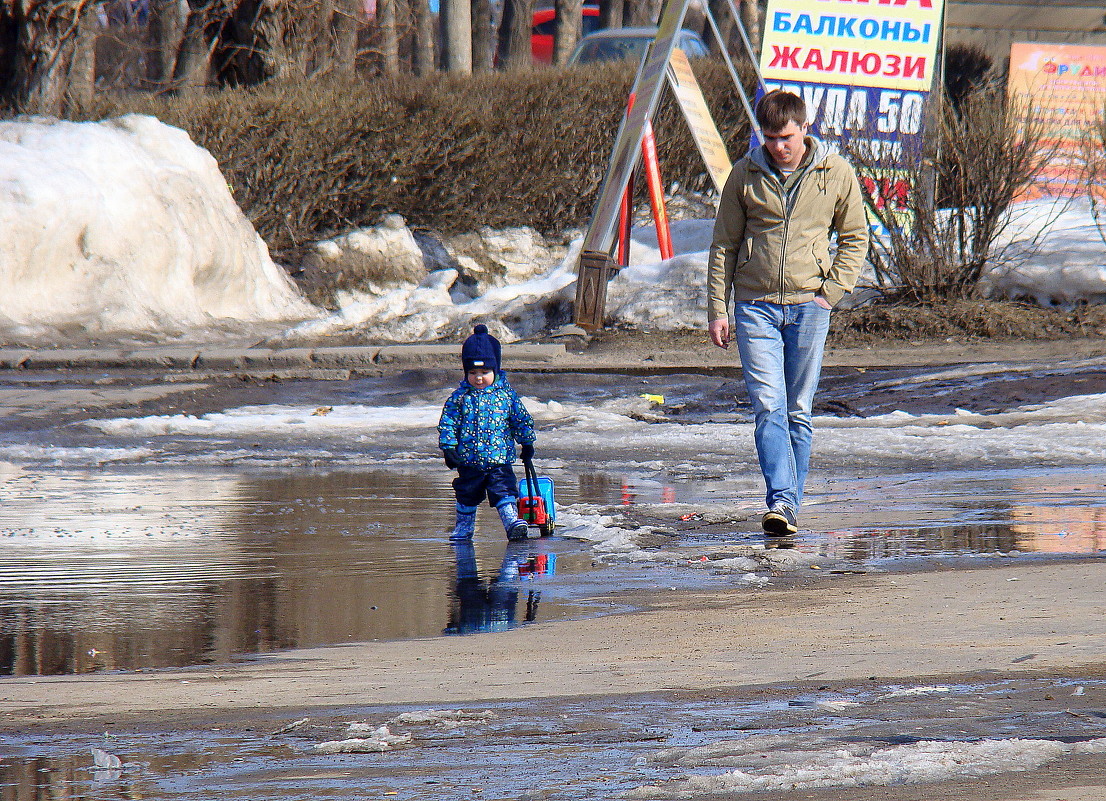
[438,324,536,541]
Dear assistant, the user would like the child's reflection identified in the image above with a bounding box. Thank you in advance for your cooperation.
[445,540,556,635]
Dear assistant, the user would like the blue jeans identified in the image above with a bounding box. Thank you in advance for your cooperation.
[732,301,831,513]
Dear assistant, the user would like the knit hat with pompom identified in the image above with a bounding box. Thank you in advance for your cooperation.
[461,324,501,373]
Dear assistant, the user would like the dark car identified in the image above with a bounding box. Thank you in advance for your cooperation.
[568,26,709,65]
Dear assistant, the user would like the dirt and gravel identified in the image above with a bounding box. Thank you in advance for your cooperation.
[1,322,1105,800]
[5,559,1106,800]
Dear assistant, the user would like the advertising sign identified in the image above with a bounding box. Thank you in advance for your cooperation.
[1007,42,1106,199]
[759,0,946,214]
[667,48,732,193]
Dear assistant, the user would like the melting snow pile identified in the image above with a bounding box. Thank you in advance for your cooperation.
[314,709,497,753]
[0,114,314,336]
[4,111,1098,343]
[314,725,413,754]
[291,197,1105,341]
[983,197,1106,305]
[628,736,1106,797]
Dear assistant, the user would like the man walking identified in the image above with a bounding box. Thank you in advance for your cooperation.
[707,89,869,535]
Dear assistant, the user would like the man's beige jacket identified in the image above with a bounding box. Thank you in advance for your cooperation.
[707,136,870,320]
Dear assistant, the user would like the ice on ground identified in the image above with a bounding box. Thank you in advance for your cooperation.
[314,725,413,753]
[881,685,951,699]
[628,736,1106,797]
[0,115,314,336]
[555,508,823,572]
[0,443,153,467]
[85,403,440,438]
[388,710,497,727]
[82,390,1106,472]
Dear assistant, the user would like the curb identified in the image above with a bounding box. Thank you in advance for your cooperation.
[0,343,568,373]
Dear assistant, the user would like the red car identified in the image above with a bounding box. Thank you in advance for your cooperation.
[531,5,602,64]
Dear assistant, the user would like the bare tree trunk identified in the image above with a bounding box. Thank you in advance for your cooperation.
[498,0,533,71]
[332,0,361,78]
[0,6,18,98]
[66,0,99,108]
[625,0,655,26]
[739,0,759,57]
[470,0,494,72]
[411,0,436,75]
[253,3,300,80]
[11,0,91,115]
[551,0,579,66]
[598,0,621,31]
[441,0,471,72]
[378,0,399,74]
[173,6,213,91]
[147,0,188,87]
[705,0,733,57]
[310,0,336,75]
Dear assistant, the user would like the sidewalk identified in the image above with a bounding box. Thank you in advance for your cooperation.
[0,343,569,372]
[1,334,1104,374]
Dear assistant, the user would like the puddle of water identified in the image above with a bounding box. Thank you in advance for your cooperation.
[0,466,618,677]
[2,678,1104,800]
[1,463,1102,677]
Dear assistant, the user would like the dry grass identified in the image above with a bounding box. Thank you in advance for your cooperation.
[73,61,755,258]
[830,300,1106,344]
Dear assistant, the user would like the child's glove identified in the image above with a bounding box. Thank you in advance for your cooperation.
[442,448,461,469]
[520,442,535,461]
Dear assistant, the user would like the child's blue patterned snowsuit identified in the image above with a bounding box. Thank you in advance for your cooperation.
[438,371,536,509]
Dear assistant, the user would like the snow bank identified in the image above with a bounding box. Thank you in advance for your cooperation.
[982,196,1106,305]
[281,220,713,342]
[2,114,1099,342]
[0,114,314,336]
[298,198,1104,339]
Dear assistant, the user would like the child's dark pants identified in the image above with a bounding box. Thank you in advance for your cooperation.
[454,464,519,509]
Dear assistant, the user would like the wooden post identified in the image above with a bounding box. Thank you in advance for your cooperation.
[573,251,621,331]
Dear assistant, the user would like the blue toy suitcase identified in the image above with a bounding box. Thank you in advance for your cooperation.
[519,459,556,537]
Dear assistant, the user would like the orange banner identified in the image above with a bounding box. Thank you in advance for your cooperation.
[1007,42,1106,199]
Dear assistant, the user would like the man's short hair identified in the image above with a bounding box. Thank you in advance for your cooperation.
[756,90,807,133]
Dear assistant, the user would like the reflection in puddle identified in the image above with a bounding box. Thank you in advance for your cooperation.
[0,467,603,677]
[815,519,1106,563]
[814,523,1024,561]
[0,463,1102,677]
[446,540,556,635]
[806,471,1106,563]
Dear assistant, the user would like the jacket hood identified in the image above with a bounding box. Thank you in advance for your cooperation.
[749,135,835,175]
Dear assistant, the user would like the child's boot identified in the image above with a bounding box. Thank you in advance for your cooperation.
[497,500,529,541]
[451,504,477,540]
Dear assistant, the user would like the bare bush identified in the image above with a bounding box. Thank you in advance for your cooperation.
[844,89,1062,302]
[78,61,754,254]
[1087,98,1106,246]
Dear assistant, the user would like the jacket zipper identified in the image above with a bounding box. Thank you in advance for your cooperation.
[774,173,789,305]
[773,162,818,304]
